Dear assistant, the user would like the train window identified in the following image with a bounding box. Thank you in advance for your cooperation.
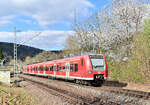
[81,58,84,66]
[75,64,78,72]
[60,65,61,71]
[40,66,43,71]
[62,65,65,71]
[70,64,73,72]
[43,66,45,71]
[45,66,47,71]
[49,66,51,71]
[63,65,65,70]
[51,66,53,71]
[47,66,49,71]
[57,65,59,71]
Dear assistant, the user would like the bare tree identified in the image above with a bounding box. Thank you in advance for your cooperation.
[66,0,150,54]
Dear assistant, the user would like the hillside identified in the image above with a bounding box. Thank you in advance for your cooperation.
[0,42,61,61]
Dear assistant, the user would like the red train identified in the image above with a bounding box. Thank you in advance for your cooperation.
[22,54,108,86]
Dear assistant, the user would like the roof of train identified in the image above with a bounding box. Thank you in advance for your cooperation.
[23,53,104,67]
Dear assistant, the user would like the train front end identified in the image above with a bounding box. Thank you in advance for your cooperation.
[86,54,108,86]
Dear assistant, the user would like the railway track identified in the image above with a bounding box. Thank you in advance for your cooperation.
[19,74,150,101]
[19,75,121,105]
[100,87,150,100]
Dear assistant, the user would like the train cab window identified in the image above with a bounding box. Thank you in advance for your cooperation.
[75,64,78,72]
[70,64,73,72]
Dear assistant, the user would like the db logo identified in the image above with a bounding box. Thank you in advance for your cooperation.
[98,71,101,74]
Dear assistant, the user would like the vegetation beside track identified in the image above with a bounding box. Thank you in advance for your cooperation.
[0,82,36,105]
[107,33,150,83]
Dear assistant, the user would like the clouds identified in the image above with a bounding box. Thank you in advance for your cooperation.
[0,30,74,50]
[0,0,94,27]
[0,0,94,50]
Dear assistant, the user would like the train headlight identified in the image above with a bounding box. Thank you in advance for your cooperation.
[88,71,92,74]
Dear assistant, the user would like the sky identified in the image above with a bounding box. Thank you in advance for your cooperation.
[0,0,110,51]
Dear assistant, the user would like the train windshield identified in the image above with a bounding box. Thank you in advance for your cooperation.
[89,55,105,71]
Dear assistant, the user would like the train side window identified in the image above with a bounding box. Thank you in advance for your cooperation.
[81,58,84,66]
[43,66,45,71]
[50,66,51,71]
[75,64,78,72]
[60,65,61,71]
[63,65,65,69]
[40,66,43,71]
[70,64,73,72]
[45,66,47,71]
[51,66,53,71]
[57,65,59,71]
[63,65,65,71]
[45,66,48,71]
[46,66,49,71]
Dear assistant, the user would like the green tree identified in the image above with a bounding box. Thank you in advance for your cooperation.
[0,48,4,61]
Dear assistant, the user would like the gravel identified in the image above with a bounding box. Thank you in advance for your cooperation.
[20,75,150,105]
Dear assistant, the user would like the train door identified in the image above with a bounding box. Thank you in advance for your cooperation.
[54,64,56,77]
[66,62,70,78]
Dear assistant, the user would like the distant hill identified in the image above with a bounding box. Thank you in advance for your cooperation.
[0,42,61,61]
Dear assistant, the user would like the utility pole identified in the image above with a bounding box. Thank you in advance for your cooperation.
[93,33,95,52]
[14,27,17,80]
[13,28,42,83]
